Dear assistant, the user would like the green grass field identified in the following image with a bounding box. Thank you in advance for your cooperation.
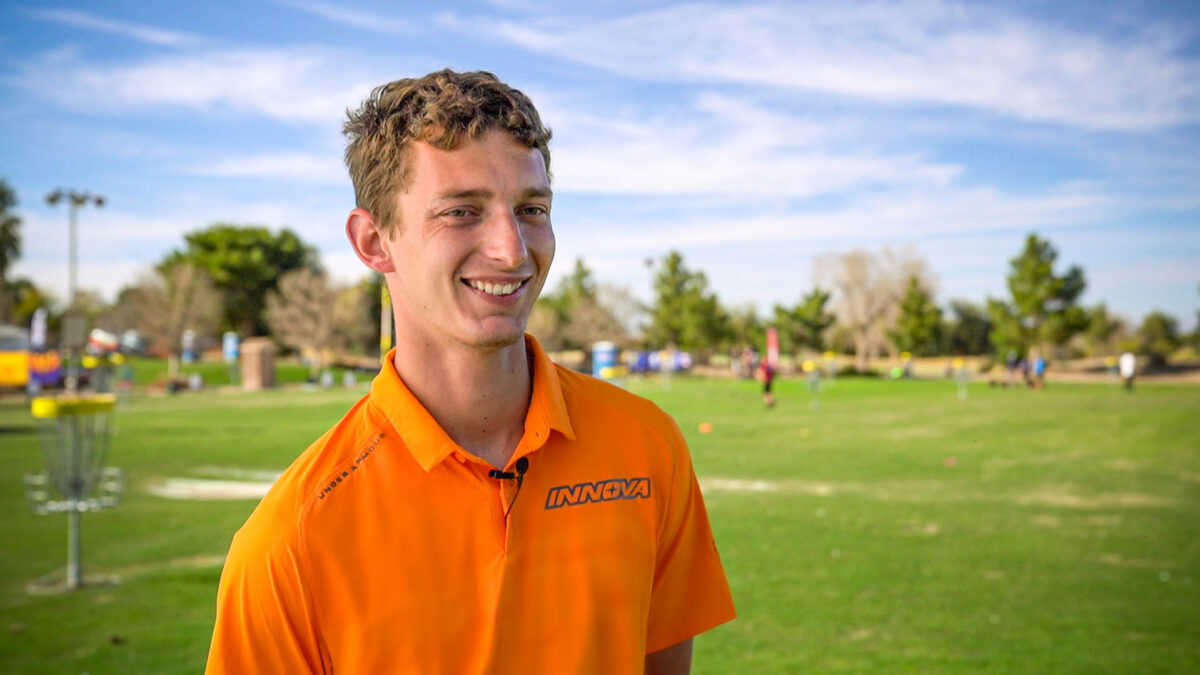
[120,355,337,387]
[1,375,1197,673]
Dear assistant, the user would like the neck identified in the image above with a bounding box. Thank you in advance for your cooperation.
[391,332,532,469]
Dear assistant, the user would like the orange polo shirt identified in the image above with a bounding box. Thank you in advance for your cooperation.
[205,335,735,674]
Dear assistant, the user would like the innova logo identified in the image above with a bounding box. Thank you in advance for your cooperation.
[544,477,651,510]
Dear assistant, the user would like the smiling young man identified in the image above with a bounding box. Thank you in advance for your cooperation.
[205,69,735,674]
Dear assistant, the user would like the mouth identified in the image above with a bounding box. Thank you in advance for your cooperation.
[464,278,529,297]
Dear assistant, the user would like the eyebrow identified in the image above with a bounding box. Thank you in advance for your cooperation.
[433,187,553,202]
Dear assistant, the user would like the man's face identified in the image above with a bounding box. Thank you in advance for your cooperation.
[382,129,555,351]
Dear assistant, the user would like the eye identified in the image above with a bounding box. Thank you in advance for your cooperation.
[441,207,477,219]
[519,205,550,218]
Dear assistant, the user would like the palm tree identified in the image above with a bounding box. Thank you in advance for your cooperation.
[0,179,20,281]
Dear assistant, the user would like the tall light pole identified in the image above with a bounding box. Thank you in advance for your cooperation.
[46,189,105,392]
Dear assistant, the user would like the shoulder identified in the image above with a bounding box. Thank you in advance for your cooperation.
[557,365,678,425]
[553,365,688,456]
[232,393,389,550]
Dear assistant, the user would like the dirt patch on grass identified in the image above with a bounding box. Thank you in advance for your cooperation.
[700,478,780,493]
[897,520,942,536]
[147,478,274,500]
[1092,553,1174,569]
[192,466,282,482]
[985,449,1093,469]
[1016,487,1174,509]
[702,477,1178,512]
[1106,459,1139,472]
[113,553,226,579]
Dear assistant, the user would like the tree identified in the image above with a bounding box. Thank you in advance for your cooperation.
[1138,311,1180,367]
[943,300,992,355]
[816,247,929,371]
[337,275,381,356]
[164,224,318,336]
[1192,285,1200,351]
[988,233,1087,356]
[595,283,645,340]
[4,278,54,328]
[773,287,835,359]
[728,303,766,353]
[120,262,222,378]
[1080,303,1123,356]
[887,276,943,356]
[0,180,22,321]
[644,251,729,359]
[532,258,629,366]
[0,180,19,281]
[265,268,352,378]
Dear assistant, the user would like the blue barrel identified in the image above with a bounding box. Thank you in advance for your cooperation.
[592,341,618,379]
[223,332,240,364]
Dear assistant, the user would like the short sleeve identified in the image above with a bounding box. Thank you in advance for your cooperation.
[204,522,328,674]
[644,421,737,653]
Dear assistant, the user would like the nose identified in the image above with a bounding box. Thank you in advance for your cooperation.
[483,209,528,269]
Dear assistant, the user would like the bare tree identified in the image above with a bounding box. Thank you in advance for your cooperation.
[816,246,931,372]
[265,268,342,378]
[595,283,645,341]
[122,262,222,378]
[533,259,634,357]
[333,283,374,355]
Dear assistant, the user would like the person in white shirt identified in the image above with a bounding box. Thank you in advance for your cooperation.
[1118,351,1137,392]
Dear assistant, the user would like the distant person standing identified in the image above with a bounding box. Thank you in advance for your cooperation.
[758,359,776,408]
[1119,351,1137,392]
[1031,350,1047,390]
[1005,349,1019,387]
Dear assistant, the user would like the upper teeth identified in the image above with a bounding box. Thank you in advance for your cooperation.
[470,280,521,296]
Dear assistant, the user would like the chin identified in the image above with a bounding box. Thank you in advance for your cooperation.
[466,321,528,350]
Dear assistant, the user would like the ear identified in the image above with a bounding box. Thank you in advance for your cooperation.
[346,208,395,273]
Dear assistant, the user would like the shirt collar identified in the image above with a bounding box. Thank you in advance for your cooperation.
[524,333,577,445]
[368,334,575,473]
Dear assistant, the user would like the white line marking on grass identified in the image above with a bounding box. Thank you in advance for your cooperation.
[192,466,283,482]
[700,478,780,493]
[700,478,843,496]
[114,553,227,578]
[1016,489,1174,509]
[147,478,274,500]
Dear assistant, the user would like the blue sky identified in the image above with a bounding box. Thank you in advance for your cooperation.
[2,0,1198,330]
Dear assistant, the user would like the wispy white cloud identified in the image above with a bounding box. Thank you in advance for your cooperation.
[465,0,1200,131]
[13,46,384,124]
[21,8,205,47]
[268,0,415,34]
[185,152,348,184]
[15,196,357,302]
[537,89,963,196]
[560,182,1113,253]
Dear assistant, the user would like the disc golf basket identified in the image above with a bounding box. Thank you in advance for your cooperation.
[23,393,124,592]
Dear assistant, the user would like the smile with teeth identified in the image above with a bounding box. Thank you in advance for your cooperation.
[467,279,526,296]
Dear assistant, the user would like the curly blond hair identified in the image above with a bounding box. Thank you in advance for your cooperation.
[343,69,552,235]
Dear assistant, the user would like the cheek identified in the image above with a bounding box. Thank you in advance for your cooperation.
[532,226,555,268]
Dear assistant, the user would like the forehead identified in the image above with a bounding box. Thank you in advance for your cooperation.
[405,129,549,195]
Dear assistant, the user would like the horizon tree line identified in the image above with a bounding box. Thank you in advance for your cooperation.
[1,179,1195,372]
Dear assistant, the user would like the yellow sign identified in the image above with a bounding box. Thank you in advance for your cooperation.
[31,394,117,418]
[0,351,29,387]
